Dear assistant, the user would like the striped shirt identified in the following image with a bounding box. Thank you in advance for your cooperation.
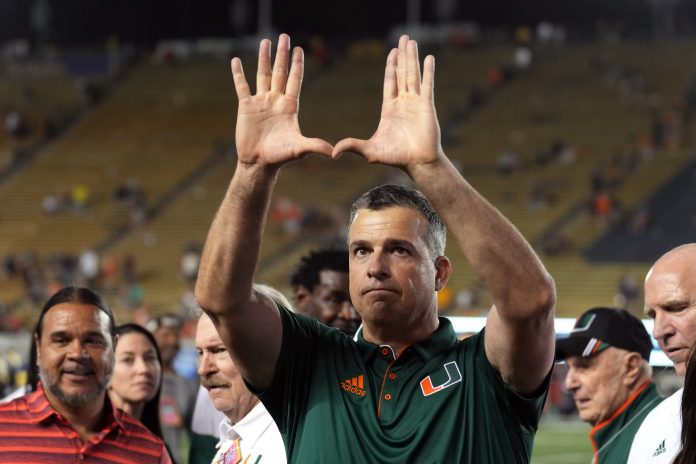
[0,383,172,464]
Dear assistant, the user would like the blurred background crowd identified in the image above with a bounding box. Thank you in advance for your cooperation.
[1,0,696,461]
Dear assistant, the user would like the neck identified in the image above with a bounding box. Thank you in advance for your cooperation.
[44,389,106,441]
[362,313,439,357]
[108,391,144,420]
[226,395,259,424]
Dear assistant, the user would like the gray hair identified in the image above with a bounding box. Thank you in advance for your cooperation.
[349,184,446,258]
[254,283,294,312]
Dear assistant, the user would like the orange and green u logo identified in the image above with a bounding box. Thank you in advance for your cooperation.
[420,361,462,396]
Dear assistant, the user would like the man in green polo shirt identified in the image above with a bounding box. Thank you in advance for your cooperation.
[195,33,556,463]
[557,307,662,464]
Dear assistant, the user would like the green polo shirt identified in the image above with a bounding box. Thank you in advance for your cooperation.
[590,381,662,464]
[257,307,549,463]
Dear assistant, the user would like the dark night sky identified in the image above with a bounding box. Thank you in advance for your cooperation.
[0,0,694,46]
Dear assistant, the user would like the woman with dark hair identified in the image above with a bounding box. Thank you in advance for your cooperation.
[674,347,696,464]
[109,323,164,439]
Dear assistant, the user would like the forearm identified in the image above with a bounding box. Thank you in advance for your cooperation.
[406,155,555,319]
[195,162,279,318]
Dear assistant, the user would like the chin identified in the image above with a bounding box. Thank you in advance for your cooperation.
[675,364,687,377]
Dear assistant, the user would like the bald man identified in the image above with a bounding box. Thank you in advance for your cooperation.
[628,244,696,463]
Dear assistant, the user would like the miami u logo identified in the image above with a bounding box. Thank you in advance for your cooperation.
[420,361,462,396]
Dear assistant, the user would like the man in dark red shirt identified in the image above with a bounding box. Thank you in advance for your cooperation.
[0,285,171,463]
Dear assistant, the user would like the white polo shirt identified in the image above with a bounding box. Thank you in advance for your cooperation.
[212,402,286,464]
[627,388,682,464]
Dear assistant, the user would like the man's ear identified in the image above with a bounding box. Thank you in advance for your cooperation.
[34,333,41,364]
[434,256,452,291]
[622,352,643,386]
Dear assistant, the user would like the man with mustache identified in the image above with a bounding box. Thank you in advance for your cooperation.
[189,249,356,464]
[629,244,696,463]
[196,33,555,462]
[195,285,287,464]
[0,285,171,463]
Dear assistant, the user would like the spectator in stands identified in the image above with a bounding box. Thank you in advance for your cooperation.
[3,107,28,138]
[0,285,171,462]
[558,307,661,464]
[195,33,555,462]
[194,285,286,464]
[290,248,360,336]
[146,314,198,464]
[628,244,696,462]
[70,183,90,215]
[496,148,521,174]
[617,272,641,309]
[109,324,164,440]
[180,243,201,283]
[78,248,100,288]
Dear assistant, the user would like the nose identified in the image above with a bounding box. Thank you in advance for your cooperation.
[367,250,390,280]
[134,357,149,375]
[652,311,674,344]
[66,339,88,359]
[197,352,217,377]
[564,368,579,393]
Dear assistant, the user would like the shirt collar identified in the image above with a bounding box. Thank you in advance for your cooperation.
[29,382,124,432]
[217,402,274,450]
[356,317,458,362]
[26,383,56,424]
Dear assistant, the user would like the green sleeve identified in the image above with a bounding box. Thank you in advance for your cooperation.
[188,431,218,464]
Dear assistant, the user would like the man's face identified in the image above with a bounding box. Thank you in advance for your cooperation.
[195,314,256,418]
[295,269,360,335]
[36,302,114,409]
[564,349,631,425]
[348,207,439,327]
[153,326,180,367]
[645,260,696,376]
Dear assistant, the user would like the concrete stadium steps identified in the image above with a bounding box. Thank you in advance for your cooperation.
[544,256,650,317]
[0,58,235,258]
[450,45,651,165]
[443,45,652,245]
[0,75,81,163]
[601,41,696,103]
[563,151,693,249]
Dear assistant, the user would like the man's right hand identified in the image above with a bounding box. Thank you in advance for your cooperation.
[232,34,333,168]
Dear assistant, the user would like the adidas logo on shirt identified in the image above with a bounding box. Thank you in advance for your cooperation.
[652,440,666,457]
[340,375,366,397]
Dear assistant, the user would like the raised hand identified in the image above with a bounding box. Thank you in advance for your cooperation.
[333,35,443,169]
[232,34,333,168]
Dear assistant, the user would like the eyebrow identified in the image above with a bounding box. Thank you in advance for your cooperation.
[49,330,107,339]
[118,348,156,356]
[384,239,415,249]
[349,238,415,249]
[655,299,689,310]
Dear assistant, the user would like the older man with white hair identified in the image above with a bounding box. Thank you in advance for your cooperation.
[195,285,287,464]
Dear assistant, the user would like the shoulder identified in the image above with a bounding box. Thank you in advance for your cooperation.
[0,395,28,419]
[0,390,47,421]
[628,388,682,464]
[117,410,169,449]
[643,388,681,422]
